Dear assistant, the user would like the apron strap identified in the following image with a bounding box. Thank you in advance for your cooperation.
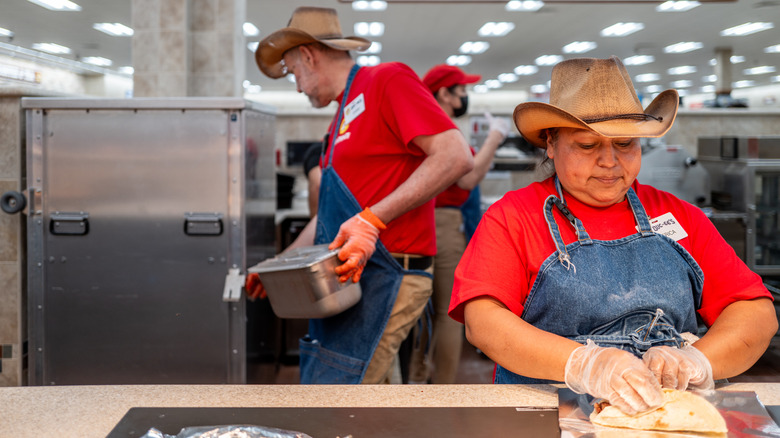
[326,64,361,167]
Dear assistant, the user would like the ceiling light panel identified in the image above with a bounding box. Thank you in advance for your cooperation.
[81,56,112,66]
[352,1,387,11]
[354,22,384,37]
[93,22,134,37]
[744,66,776,75]
[459,41,489,54]
[478,22,515,37]
[623,55,654,66]
[514,65,538,75]
[247,42,259,52]
[358,42,382,54]
[668,65,696,75]
[636,73,660,82]
[0,27,13,37]
[498,73,519,83]
[671,80,692,88]
[600,22,644,37]
[447,55,472,66]
[485,79,502,89]
[243,22,259,37]
[357,55,380,66]
[733,80,755,88]
[645,85,663,93]
[656,1,700,12]
[530,84,548,93]
[664,42,702,53]
[720,22,774,37]
[32,42,71,54]
[764,44,780,53]
[700,85,716,92]
[505,1,544,12]
[562,41,597,54]
[535,55,562,66]
[26,0,81,11]
[703,75,717,82]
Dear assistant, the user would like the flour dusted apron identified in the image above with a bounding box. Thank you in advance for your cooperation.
[298,65,432,383]
[495,177,704,384]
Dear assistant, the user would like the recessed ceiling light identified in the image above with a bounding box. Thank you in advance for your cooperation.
[731,56,745,63]
[744,66,776,75]
[764,44,780,53]
[358,42,382,54]
[562,41,597,54]
[352,1,387,11]
[354,22,384,37]
[505,1,544,12]
[636,73,660,82]
[247,42,259,52]
[530,84,548,93]
[733,80,755,88]
[32,42,71,54]
[243,22,259,37]
[473,84,489,93]
[26,0,81,11]
[485,79,502,89]
[720,22,774,37]
[356,55,380,66]
[459,41,490,54]
[535,55,562,66]
[600,22,644,37]
[701,85,716,93]
[624,55,654,66]
[668,65,696,75]
[703,75,717,82]
[663,42,702,54]
[93,22,134,37]
[656,1,700,12]
[478,22,515,37]
[446,55,472,66]
[646,85,663,93]
[498,73,519,83]
[0,27,13,37]
[81,56,112,67]
[671,80,692,88]
[514,65,538,75]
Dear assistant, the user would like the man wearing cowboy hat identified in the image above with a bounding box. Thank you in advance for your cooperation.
[247,6,473,384]
[449,56,776,414]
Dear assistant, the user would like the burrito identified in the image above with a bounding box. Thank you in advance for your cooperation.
[589,389,727,434]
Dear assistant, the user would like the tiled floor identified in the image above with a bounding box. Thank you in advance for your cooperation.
[247,335,780,385]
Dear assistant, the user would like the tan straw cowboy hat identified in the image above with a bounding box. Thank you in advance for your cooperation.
[255,7,372,79]
[514,56,679,148]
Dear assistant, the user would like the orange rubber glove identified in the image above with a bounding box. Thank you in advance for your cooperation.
[244,272,266,301]
[329,207,386,283]
[565,340,664,416]
[642,345,714,391]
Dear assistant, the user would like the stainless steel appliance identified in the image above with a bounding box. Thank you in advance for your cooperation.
[6,98,276,385]
[698,136,780,277]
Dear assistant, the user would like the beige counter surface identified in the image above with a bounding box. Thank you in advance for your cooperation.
[1,382,778,437]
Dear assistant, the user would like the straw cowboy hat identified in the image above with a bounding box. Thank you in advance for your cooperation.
[514,56,678,148]
[255,7,372,79]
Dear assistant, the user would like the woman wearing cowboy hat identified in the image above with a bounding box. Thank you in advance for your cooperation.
[448,56,777,415]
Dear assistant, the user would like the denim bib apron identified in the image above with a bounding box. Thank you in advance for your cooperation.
[298,65,432,384]
[494,177,704,384]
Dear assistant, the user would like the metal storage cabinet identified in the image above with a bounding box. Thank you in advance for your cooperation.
[20,98,275,385]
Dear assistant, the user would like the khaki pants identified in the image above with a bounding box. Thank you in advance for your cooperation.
[409,208,466,383]
[362,264,434,384]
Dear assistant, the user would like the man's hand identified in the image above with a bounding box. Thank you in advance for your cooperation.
[329,207,386,283]
[643,345,714,390]
[565,340,664,415]
[244,273,266,300]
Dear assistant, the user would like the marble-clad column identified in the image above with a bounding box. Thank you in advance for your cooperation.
[132,0,245,97]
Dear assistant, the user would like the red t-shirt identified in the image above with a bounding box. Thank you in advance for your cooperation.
[449,177,772,326]
[322,63,456,256]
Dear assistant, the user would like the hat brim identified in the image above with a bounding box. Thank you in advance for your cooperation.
[256,28,371,78]
[513,89,679,148]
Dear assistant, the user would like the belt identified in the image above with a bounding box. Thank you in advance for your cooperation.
[392,253,433,270]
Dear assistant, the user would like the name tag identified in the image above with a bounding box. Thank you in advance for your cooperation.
[343,93,365,125]
[640,212,688,242]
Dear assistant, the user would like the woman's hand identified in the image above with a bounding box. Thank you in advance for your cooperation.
[565,340,664,415]
[643,345,714,390]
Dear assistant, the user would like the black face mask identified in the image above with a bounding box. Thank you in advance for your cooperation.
[453,95,469,118]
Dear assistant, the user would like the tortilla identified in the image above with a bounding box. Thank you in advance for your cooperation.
[589,389,727,434]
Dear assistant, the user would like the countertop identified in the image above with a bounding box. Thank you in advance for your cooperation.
[1,382,778,437]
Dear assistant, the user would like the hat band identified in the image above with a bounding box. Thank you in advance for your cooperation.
[582,113,663,124]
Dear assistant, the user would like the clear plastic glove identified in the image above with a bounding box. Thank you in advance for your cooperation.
[329,207,386,283]
[565,340,664,416]
[642,344,714,391]
[244,272,266,301]
[485,112,510,139]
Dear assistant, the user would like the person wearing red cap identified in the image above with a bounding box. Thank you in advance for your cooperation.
[406,64,511,384]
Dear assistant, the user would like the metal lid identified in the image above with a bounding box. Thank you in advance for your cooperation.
[248,244,339,273]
